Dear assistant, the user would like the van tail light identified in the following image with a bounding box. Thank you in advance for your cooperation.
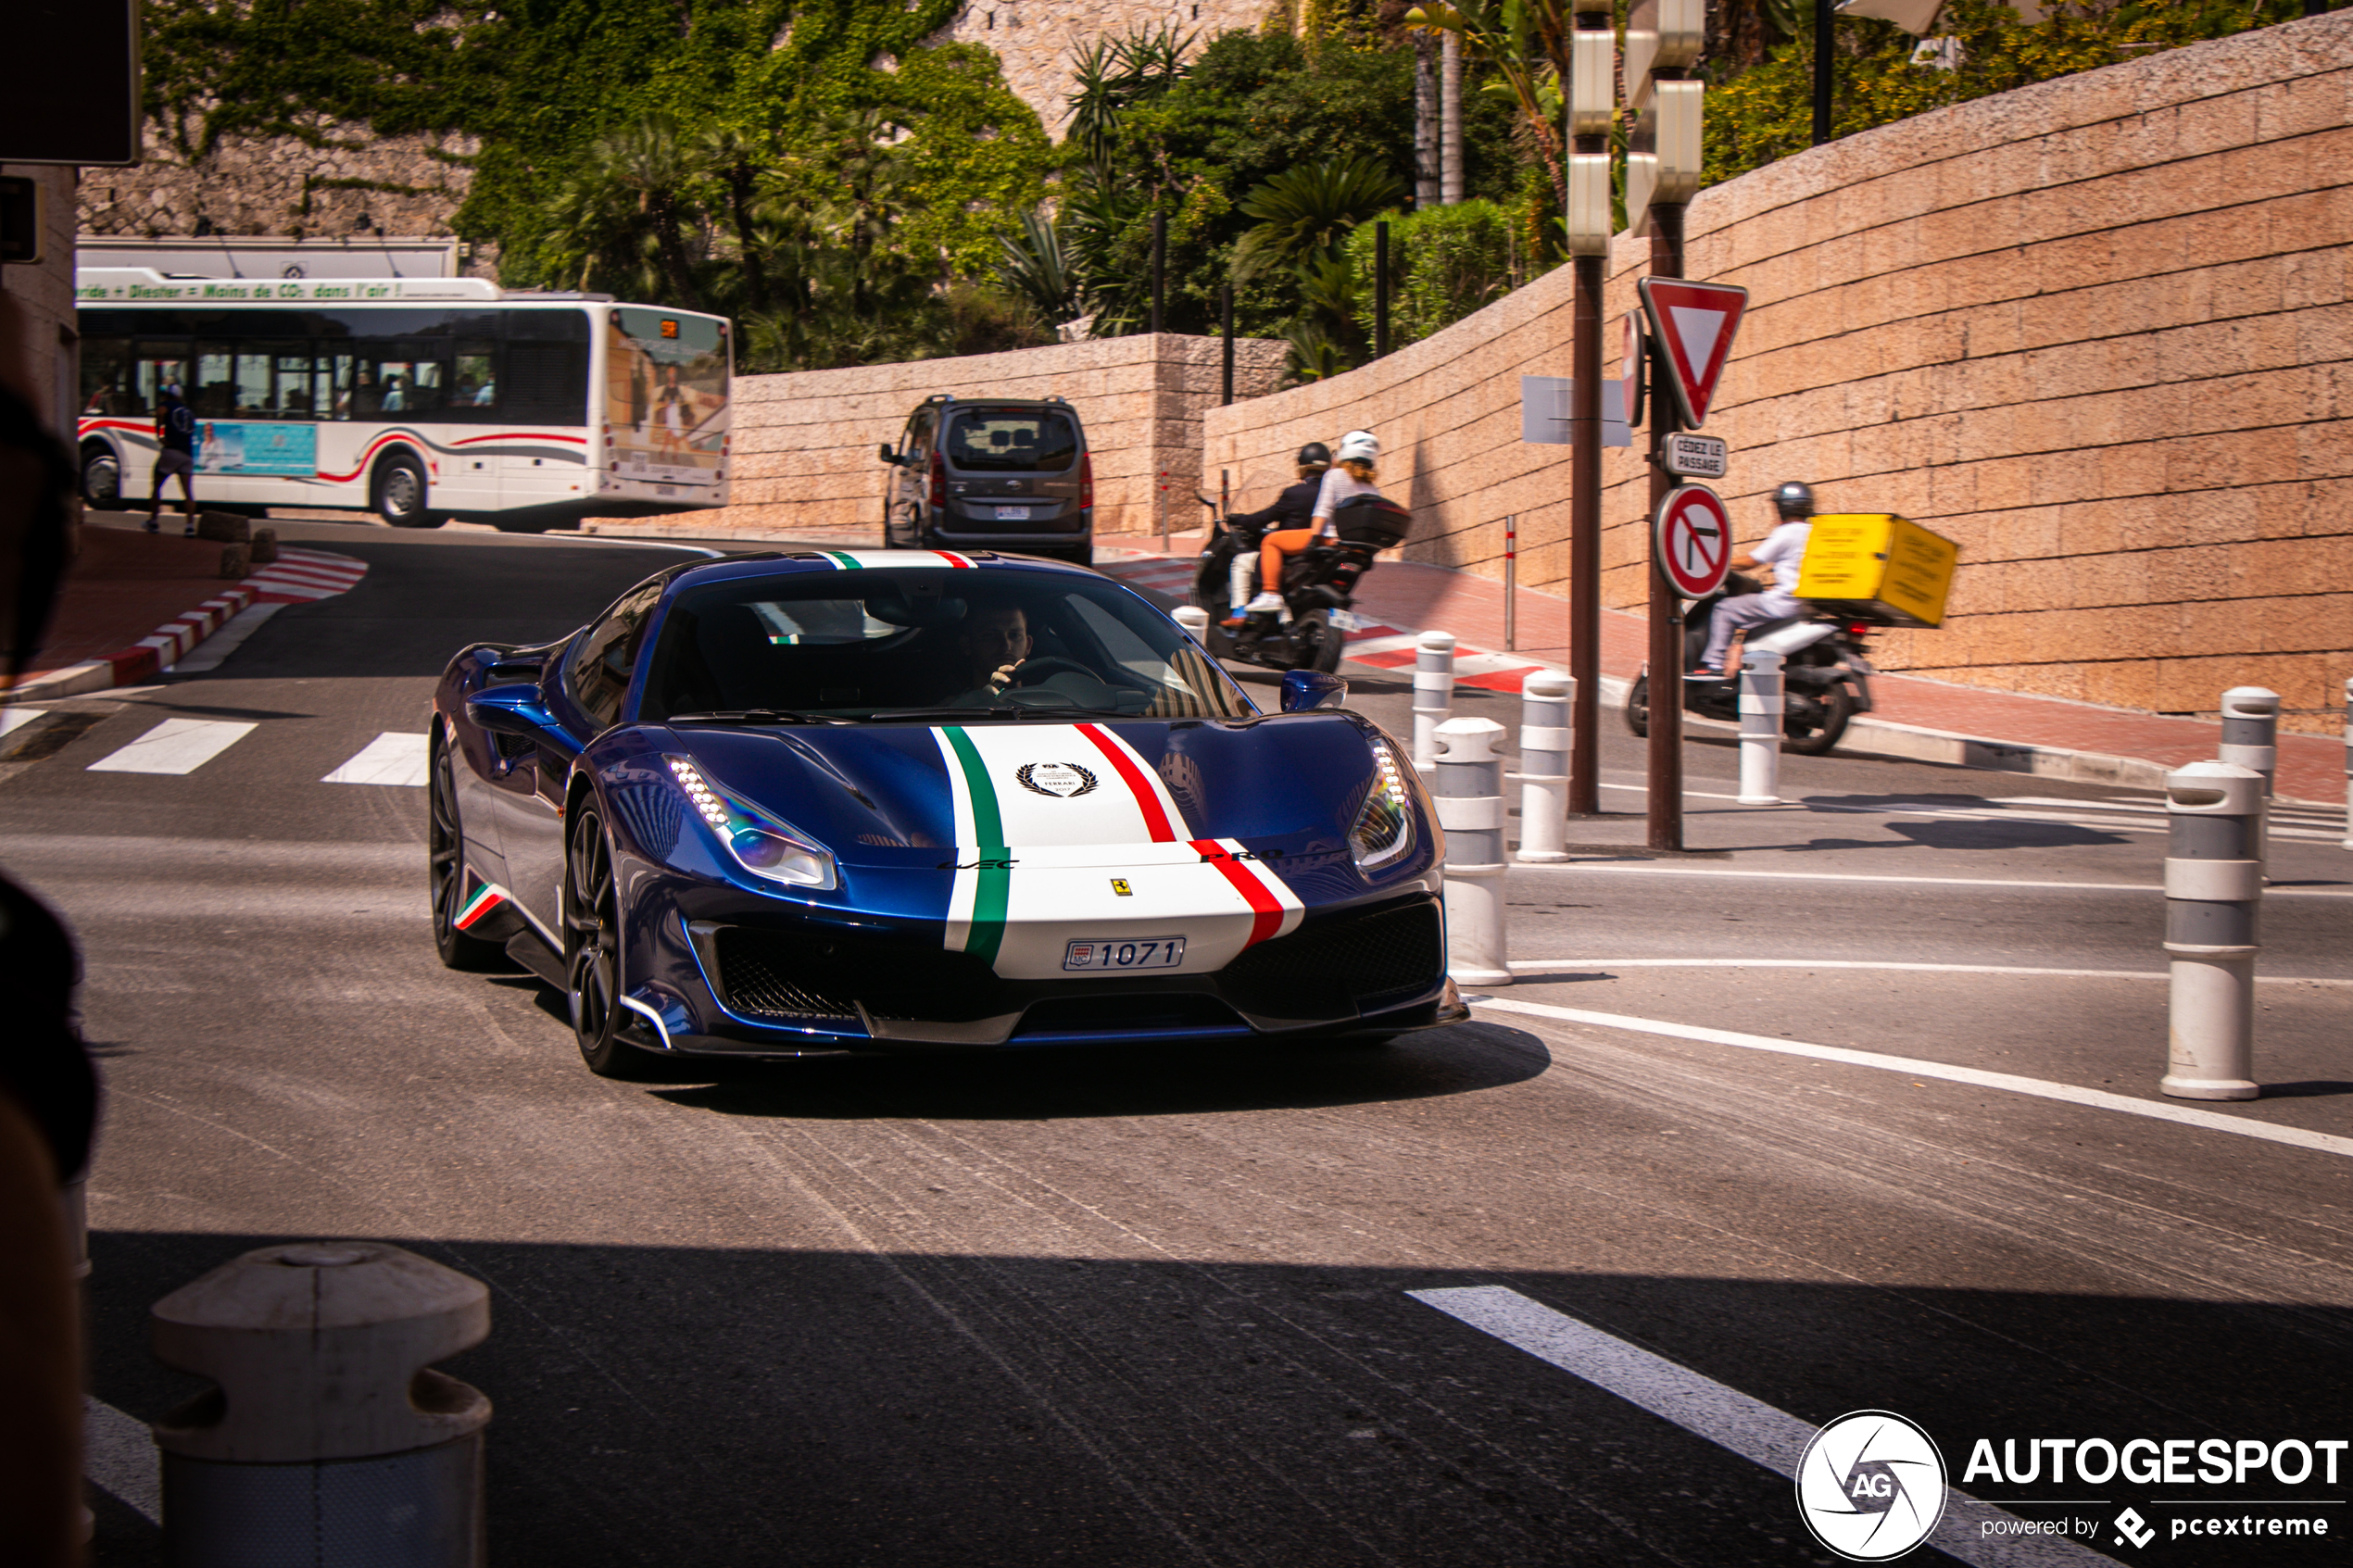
[929,449,947,508]
[1078,453,1093,510]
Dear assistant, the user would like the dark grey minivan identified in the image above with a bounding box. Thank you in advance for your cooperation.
[879,394,1093,566]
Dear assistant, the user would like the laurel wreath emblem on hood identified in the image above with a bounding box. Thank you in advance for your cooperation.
[1015,761,1098,798]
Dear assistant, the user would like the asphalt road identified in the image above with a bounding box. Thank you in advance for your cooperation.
[9,520,2351,1567]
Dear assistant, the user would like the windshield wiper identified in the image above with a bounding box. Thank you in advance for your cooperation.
[665,709,837,726]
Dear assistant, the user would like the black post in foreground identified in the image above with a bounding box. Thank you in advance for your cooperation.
[1568,251,1603,818]
[1646,206,1687,853]
[1221,282,1235,406]
[1812,0,1833,145]
[1151,209,1166,334]
[1375,220,1391,358]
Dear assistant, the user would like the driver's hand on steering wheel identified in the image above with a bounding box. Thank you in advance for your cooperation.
[986,660,1023,693]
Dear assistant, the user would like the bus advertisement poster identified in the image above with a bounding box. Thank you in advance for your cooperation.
[605,306,728,489]
[195,421,320,477]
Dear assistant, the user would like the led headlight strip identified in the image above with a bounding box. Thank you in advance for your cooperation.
[665,756,837,890]
[1350,738,1416,872]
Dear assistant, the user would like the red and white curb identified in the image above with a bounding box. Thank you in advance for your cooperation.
[3,546,371,703]
[1099,549,1553,694]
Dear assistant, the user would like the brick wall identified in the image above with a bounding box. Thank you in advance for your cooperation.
[1205,11,2353,733]
[699,332,1290,538]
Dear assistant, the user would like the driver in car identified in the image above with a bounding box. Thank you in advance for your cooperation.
[948,598,1032,703]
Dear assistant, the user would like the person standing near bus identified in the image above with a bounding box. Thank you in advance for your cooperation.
[145,383,197,535]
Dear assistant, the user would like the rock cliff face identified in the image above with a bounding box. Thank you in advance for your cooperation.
[79,122,482,263]
[925,0,1272,135]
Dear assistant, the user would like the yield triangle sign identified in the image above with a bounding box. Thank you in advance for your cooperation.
[1638,278,1748,429]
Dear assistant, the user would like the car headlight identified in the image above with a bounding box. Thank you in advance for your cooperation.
[1350,738,1415,872]
[666,756,837,891]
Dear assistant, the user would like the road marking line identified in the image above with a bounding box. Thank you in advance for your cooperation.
[83,1396,161,1524]
[1408,1286,2117,1568]
[321,731,430,786]
[1508,862,2353,897]
[85,718,257,775]
[1506,958,2353,986]
[1,707,47,738]
[1469,995,2353,1161]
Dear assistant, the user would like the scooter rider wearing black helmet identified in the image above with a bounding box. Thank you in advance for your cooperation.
[1692,480,1816,677]
[1219,441,1331,623]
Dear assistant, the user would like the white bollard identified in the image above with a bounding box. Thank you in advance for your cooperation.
[1172,604,1210,644]
[152,1242,492,1566]
[1512,671,1572,862]
[2159,761,2263,1102]
[1412,631,1457,771]
[1434,716,1511,986]
[2220,685,2279,879]
[1736,649,1785,805]
[2343,676,2351,852]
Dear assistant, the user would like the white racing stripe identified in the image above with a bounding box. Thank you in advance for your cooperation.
[1468,995,2353,1161]
[83,1395,161,1525]
[1408,1286,2119,1568]
[1505,958,2353,986]
[86,718,257,775]
[321,731,430,786]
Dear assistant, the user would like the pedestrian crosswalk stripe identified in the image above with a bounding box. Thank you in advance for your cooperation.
[321,732,429,786]
[0,708,47,739]
[86,718,257,775]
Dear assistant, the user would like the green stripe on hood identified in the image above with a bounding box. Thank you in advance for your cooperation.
[942,726,1010,965]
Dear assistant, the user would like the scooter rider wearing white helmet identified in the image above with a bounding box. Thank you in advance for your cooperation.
[1240,428,1382,618]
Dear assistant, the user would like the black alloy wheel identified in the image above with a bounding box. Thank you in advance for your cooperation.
[563,805,661,1079]
[430,740,502,971]
[82,446,122,509]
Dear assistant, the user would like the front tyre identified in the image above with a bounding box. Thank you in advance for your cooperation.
[82,445,122,509]
[1783,680,1855,757]
[1292,608,1345,673]
[563,804,661,1079]
[373,452,441,528]
[1624,673,1651,738]
[429,739,503,971]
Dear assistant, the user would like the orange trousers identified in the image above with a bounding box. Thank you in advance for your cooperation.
[1258,528,1318,597]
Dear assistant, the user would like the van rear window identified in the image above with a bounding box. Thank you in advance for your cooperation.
[944,409,1078,473]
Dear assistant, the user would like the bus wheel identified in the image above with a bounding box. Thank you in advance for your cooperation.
[373,453,438,528]
[81,445,121,509]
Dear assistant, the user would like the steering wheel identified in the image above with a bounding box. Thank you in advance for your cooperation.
[1006,656,1100,688]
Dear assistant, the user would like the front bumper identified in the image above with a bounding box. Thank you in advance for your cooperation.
[624,892,1453,1056]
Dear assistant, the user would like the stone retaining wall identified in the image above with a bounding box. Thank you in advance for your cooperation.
[1204,11,2353,732]
[700,332,1290,539]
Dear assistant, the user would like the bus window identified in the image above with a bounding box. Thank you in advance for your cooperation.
[132,345,187,416]
[351,346,447,420]
[261,344,316,420]
[81,338,132,415]
[195,343,236,418]
[454,343,497,412]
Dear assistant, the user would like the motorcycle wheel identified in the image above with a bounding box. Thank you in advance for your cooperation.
[1292,608,1344,673]
[1624,673,1650,738]
[1190,547,1239,660]
[1783,682,1855,756]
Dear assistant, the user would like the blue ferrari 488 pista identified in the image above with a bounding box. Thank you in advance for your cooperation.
[430,549,1461,1076]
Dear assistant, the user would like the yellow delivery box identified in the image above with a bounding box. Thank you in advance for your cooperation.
[1793,513,1959,629]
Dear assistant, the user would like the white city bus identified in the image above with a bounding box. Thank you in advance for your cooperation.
[73,270,731,527]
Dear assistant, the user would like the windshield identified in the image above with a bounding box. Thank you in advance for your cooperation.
[942,408,1078,473]
[639,568,1253,723]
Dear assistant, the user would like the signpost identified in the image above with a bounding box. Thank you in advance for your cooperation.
[1563,0,1617,819]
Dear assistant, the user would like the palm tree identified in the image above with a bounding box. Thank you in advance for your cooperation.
[541,114,711,309]
[1232,157,1406,282]
[994,208,1082,326]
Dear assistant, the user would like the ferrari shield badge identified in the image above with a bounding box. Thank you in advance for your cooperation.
[1016,761,1098,798]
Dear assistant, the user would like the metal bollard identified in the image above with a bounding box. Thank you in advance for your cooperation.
[1512,671,1571,862]
[2220,685,2279,877]
[152,1241,491,1567]
[1736,649,1785,806]
[1434,716,1511,986]
[1412,631,1457,771]
[2159,761,2263,1101]
[2341,676,2351,852]
[1172,604,1210,644]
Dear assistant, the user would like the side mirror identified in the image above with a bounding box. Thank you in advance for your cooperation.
[1280,670,1348,712]
[466,683,550,737]
[878,444,900,466]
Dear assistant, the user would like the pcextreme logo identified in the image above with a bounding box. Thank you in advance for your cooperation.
[1796,1411,1947,1562]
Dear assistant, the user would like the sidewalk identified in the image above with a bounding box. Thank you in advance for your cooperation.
[4,521,371,701]
[1100,533,2349,809]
